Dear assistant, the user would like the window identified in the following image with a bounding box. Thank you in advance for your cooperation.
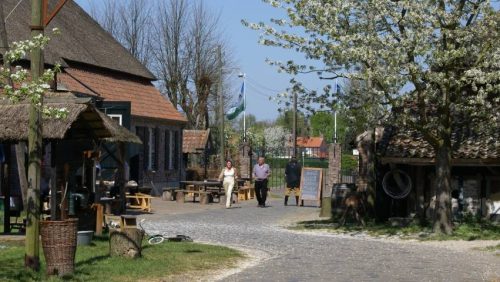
[164,130,171,170]
[107,114,122,125]
[173,131,179,169]
[149,127,157,171]
[135,126,149,170]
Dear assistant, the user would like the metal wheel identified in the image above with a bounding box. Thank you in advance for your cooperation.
[148,235,165,245]
[382,169,412,199]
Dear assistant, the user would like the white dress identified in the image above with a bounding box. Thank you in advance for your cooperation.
[222,168,236,208]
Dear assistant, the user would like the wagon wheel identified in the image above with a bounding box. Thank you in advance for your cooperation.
[382,169,412,199]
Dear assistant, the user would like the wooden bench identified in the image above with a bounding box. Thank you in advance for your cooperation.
[237,186,255,201]
[175,189,214,204]
[126,192,153,212]
[120,215,138,229]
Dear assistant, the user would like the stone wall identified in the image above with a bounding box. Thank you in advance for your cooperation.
[327,143,341,195]
[238,143,252,179]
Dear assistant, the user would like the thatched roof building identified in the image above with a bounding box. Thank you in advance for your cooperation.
[0,97,141,144]
[2,0,186,191]
[1,0,187,123]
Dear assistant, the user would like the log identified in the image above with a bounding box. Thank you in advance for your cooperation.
[200,193,212,205]
[176,191,185,203]
[109,228,144,258]
[162,190,173,201]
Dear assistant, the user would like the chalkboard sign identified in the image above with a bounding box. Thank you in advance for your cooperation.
[300,168,323,202]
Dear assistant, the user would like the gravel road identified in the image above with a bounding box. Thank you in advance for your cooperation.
[141,197,500,282]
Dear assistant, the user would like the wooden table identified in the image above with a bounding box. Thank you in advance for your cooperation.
[126,192,153,212]
[178,180,223,204]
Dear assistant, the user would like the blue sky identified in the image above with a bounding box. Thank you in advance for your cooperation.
[75,0,326,122]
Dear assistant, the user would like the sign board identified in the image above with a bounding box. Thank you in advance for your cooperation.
[300,168,323,202]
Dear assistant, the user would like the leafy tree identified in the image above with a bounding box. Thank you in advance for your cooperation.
[235,113,257,131]
[275,109,308,136]
[309,111,349,144]
[263,126,289,154]
[245,0,500,234]
[92,0,234,130]
[310,112,333,141]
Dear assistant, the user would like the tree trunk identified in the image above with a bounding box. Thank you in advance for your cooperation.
[432,144,453,234]
[25,0,44,271]
[109,228,144,258]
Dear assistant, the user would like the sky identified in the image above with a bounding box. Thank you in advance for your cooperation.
[75,0,327,122]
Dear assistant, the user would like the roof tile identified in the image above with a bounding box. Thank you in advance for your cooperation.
[58,69,187,122]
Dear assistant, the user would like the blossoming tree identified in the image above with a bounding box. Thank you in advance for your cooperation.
[245,0,499,233]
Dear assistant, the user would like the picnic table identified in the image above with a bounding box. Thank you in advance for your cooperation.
[126,192,153,212]
[177,180,224,204]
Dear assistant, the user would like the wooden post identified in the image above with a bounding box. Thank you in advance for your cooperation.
[2,148,11,233]
[25,0,44,271]
[95,204,103,236]
[176,191,185,203]
[14,143,29,207]
[50,142,57,220]
[0,4,13,235]
[60,163,69,220]
[117,143,127,213]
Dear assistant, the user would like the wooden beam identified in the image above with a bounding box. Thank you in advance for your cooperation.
[43,0,69,26]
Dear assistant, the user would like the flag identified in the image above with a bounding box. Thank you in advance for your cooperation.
[335,81,341,94]
[226,82,245,120]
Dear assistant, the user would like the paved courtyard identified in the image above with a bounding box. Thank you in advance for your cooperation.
[139,195,500,282]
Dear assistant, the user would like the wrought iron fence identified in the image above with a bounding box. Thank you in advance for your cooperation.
[253,147,329,190]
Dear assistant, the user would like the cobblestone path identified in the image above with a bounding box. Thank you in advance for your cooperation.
[141,197,499,282]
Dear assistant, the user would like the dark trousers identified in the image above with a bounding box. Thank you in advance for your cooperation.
[254,179,268,206]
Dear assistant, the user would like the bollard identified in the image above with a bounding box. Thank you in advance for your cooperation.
[319,196,332,218]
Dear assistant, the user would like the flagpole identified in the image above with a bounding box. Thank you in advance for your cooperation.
[239,73,246,142]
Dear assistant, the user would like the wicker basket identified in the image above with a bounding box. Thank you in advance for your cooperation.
[41,218,78,276]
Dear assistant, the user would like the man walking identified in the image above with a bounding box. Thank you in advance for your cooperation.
[253,156,271,207]
[284,157,302,206]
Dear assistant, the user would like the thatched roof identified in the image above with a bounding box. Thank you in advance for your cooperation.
[372,124,500,164]
[0,99,141,143]
[95,110,142,144]
[2,0,155,80]
[183,129,210,154]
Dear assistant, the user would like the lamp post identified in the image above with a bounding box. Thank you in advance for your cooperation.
[217,46,224,167]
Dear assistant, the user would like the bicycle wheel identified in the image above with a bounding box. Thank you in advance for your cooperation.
[148,235,164,245]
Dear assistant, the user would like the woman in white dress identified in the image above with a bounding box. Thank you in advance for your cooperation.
[218,160,237,208]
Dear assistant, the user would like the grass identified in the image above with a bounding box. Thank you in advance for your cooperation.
[475,243,500,257]
[0,234,243,281]
[291,216,500,241]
